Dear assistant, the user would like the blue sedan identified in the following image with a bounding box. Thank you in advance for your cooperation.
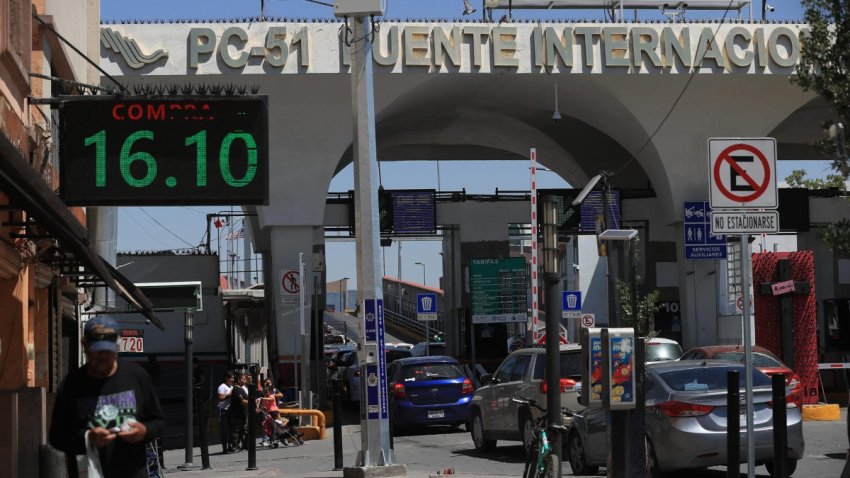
[387,356,474,432]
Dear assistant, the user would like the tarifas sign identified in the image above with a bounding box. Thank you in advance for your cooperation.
[103,24,804,74]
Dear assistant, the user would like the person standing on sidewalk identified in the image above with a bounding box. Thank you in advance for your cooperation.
[217,372,235,453]
[49,316,164,478]
[228,372,250,451]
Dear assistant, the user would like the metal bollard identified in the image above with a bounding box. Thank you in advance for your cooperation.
[247,367,258,471]
[333,377,344,470]
[772,373,788,478]
[198,398,211,469]
[727,370,740,478]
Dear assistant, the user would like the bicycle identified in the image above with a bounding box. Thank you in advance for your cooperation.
[512,397,572,478]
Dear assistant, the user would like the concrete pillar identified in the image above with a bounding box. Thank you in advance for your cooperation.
[268,226,317,393]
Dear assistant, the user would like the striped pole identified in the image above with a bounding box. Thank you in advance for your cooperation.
[530,148,539,344]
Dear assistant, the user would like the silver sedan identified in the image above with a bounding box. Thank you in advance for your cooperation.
[567,360,804,477]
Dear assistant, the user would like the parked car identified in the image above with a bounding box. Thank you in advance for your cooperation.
[679,345,802,407]
[411,341,448,357]
[566,360,804,477]
[387,356,474,432]
[645,337,683,363]
[332,345,413,402]
[470,343,583,458]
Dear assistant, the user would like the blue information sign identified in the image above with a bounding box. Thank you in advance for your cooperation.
[562,290,582,319]
[363,299,388,420]
[562,291,582,311]
[684,201,727,260]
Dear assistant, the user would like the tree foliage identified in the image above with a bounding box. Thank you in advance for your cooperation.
[793,0,850,174]
[615,238,661,337]
[785,168,847,191]
[786,169,850,256]
[616,278,661,338]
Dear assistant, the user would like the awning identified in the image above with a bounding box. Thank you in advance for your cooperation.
[0,132,163,330]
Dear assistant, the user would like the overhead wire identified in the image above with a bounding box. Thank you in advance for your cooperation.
[610,0,739,180]
[138,208,196,247]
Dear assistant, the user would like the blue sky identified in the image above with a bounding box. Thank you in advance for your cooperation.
[102,0,825,290]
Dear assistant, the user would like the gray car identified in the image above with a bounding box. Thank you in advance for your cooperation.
[470,344,583,458]
[566,360,804,477]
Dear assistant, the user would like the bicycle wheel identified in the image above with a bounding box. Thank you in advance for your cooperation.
[522,456,536,478]
[539,453,560,478]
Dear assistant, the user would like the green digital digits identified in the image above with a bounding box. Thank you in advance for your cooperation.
[120,130,157,187]
[84,130,107,187]
[185,130,208,187]
[219,132,257,187]
[82,129,257,188]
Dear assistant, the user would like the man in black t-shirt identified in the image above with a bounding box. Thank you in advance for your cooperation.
[49,316,164,478]
[228,372,250,450]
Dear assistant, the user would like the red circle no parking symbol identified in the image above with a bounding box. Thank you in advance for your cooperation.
[712,143,771,204]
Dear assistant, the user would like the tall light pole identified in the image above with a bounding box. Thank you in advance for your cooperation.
[341,277,350,313]
[541,196,562,463]
[415,261,429,352]
[415,262,426,287]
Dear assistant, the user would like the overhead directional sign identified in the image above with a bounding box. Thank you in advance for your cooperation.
[710,210,780,234]
[684,201,727,260]
[416,293,438,321]
[708,138,777,209]
[562,290,582,319]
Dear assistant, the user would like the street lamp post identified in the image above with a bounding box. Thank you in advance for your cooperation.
[341,277,350,313]
[415,262,429,354]
[414,262,426,287]
[541,196,562,463]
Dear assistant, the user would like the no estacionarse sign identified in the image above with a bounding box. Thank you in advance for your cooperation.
[710,210,779,234]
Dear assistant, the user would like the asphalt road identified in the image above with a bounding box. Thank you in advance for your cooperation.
[163,406,848,478]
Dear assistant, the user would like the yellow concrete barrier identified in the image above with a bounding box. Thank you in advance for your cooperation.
[279,408,327,439]
[802,403,840,421]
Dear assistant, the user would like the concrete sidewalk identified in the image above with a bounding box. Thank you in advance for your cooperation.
[159,425,458,478]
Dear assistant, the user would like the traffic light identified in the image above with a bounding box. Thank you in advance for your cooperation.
[378,187,393,233]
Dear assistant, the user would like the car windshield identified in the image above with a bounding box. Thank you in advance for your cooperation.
[533,352,583,380]
[400,363,463,382]
[658,366,771,391]
[646,343,682,361]
[710,351,783,368]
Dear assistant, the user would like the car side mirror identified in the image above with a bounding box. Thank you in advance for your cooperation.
[480,373,492,386]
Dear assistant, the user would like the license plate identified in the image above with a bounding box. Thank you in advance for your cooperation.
[428,410,444,419]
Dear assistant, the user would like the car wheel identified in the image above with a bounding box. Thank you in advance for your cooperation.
[471,409,496,451]
[645,437,663,478]
[765,457,798,476]
[519,410,535,460]
[568,430,598,476]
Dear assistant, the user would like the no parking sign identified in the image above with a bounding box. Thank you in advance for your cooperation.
[708,138,777,209]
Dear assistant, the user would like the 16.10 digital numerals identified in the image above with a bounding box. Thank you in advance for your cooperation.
[83,129,258,189]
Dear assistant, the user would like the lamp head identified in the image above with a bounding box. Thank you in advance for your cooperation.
[571,172,609,207]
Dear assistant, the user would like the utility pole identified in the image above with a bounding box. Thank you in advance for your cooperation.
[335,1,402,474]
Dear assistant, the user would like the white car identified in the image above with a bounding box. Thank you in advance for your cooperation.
[645,337,683,363]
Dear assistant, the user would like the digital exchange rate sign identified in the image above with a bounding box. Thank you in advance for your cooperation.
[59,96,269,205]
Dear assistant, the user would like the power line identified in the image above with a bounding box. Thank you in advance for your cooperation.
[138,208,196,247]
[121,209,171,248]
[611,1,738,179]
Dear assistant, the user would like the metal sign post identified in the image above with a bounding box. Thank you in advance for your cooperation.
[708,138,778,478]
[741,233,755,478]
[417,293,438,356]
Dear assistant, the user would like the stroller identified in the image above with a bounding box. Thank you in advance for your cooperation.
[260,409,304,448]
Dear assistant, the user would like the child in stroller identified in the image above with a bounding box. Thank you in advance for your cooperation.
[258,387,304,448]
